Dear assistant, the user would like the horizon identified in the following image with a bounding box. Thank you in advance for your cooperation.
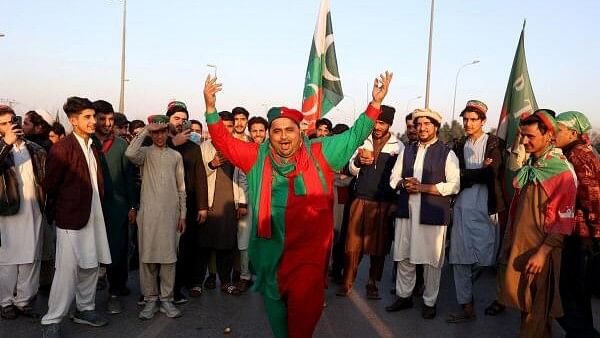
[1,0,598,134]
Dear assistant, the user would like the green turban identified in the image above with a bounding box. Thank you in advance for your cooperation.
[556,111,592,135]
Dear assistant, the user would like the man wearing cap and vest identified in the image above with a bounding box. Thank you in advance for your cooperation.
[446,100,505,323]
[203,72,393,338]
[125,115,186,320]
[554,111,600,338]
[499,110,577,338]
[336,105,402,300]
[386,108,460,319]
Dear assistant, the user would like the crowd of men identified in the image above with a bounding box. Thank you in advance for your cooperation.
[0,74,599,338]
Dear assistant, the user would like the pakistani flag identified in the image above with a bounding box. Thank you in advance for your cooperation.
[496,21,538,199]
[301,0,343,132]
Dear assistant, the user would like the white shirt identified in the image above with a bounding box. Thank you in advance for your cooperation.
[0,141,43,265]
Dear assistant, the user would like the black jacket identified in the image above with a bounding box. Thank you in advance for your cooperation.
[452,133,506,215]
[0,138,46,216]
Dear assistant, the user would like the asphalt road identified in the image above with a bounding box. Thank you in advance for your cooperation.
[1,259,598,337]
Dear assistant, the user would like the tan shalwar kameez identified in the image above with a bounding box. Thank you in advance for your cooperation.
[125,130,186,301]
[499,183,564,338]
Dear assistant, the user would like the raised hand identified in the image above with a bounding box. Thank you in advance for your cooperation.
[203,75,222,112]
[4,123,22,145]
[371,71,393,109]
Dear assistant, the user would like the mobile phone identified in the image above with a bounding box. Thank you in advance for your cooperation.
[12,116,22,129]
[182,120,191,131]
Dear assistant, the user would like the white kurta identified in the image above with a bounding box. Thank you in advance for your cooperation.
[449,134,497,266]
[390,139,460,268]
[55,133,111,270]
[0,142,43,265]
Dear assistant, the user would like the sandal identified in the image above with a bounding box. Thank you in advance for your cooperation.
[446,311,476,323]
[484,300,505,316]
[236,279,253,293]
[189,286,202,297]
[221,283,241,296]
[335,286,351,297]
[366,284,381,300]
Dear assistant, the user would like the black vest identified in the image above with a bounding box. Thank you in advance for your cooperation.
[396,140,453,225]
[355,151,397,201]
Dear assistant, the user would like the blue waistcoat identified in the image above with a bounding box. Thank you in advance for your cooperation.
[395,140,453,226]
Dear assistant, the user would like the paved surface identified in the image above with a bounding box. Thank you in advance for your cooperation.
[1,259,598,337]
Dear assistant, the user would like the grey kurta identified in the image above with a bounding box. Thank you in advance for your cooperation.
[449,133,497,266]
[126,129,186,264]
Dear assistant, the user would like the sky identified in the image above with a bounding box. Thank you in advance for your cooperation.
[1,0,599,133]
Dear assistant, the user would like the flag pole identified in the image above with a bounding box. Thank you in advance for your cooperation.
[424,0,435,108]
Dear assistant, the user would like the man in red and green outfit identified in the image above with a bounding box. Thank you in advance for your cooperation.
[203,72,393,338]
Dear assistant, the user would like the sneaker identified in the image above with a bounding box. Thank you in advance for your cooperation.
[137,295,146,306]
[106,295,123,315]
[139,301,159,320]
[159,301,182,318]
[72,310,108,327]
[173,290,188,304]
[41,323,61,338]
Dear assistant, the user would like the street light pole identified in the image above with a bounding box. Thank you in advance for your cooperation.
[118,0,127,114]
[405,95,423,114]
[207,64,217,78]
[424,0,435,108]
[451,59,480,122]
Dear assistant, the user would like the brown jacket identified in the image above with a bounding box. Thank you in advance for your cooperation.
[45,133,104,230]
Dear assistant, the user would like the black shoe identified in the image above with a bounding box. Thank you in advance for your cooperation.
[15,304,40,318]
[203,274,217,290]
[173,291,188,305]
[385,297,413,312]
[422,304,437,319]
[1,305,17,320]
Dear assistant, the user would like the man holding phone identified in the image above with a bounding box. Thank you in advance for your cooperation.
[164,101,210,304]
[0,105,47,320]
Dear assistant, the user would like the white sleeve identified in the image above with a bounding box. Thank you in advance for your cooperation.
[435,150,461,196]
[389,148,405,189]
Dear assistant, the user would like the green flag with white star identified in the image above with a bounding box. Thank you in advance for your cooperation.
[301,0,343,132]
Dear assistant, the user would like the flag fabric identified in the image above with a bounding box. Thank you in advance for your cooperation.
[496,21,538,199]
[512,147,577,235]
[301,0,343,132]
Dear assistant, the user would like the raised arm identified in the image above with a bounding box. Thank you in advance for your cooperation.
[203,75,258,173]
[125,128,149,166]
[320,71,393,171]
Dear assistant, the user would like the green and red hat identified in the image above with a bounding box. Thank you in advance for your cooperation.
[267,107,304,127]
